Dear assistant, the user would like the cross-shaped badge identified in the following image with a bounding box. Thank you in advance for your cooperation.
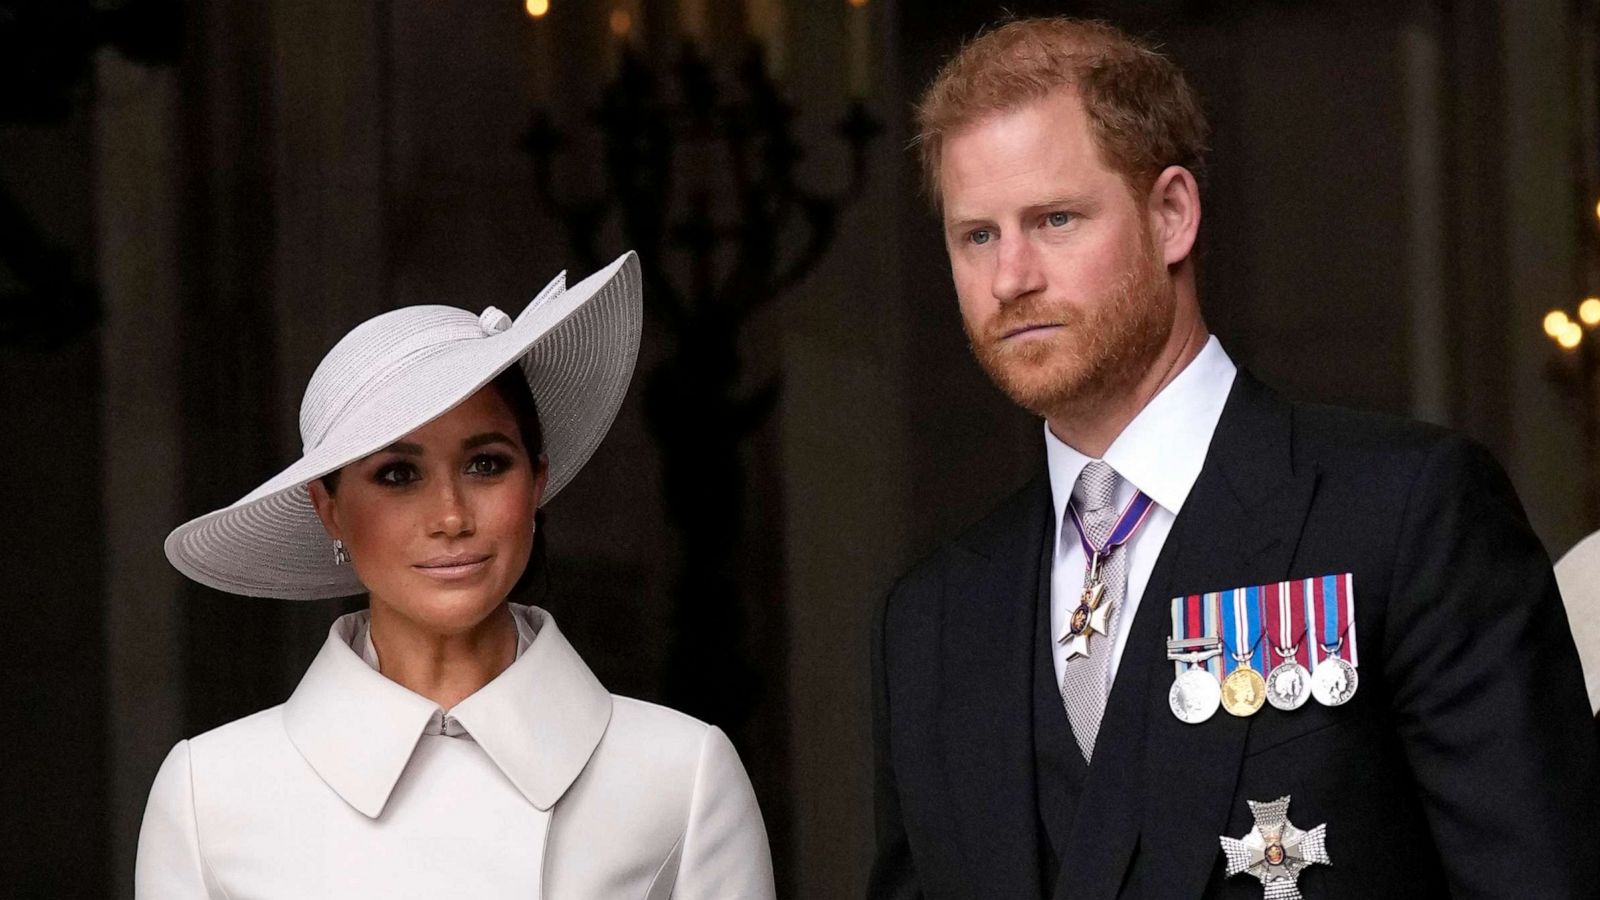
[1059,579,1110,660]
[1219,796,1330,900]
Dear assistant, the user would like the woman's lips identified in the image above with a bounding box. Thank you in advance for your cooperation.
[413,554,491,580]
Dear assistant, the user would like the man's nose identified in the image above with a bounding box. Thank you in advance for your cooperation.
[991,234,1046,305]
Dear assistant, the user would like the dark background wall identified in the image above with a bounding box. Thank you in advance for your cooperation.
[2,1,1594,897]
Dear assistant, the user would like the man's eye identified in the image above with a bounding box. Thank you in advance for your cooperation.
[968,229,993,246]
[1046,211,1072,227]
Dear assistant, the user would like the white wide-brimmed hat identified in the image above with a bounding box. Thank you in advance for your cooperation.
[165,251,642,600]
[1556,530,1600,714]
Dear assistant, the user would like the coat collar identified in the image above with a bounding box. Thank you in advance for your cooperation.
[283,604,613,818]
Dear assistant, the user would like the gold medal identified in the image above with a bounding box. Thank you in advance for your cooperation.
[1221,666,1267,716]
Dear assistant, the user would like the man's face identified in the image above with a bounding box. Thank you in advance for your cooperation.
[939,89,1175,420]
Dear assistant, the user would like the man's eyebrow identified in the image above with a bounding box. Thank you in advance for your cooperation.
[463,431,518,450]
[943,214,991,232]
[1022,193,1097,212]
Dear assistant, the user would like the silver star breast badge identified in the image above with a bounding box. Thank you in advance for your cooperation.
[1219,795,1330,900]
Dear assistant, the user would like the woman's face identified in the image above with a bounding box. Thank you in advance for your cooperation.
[307,385,546,636]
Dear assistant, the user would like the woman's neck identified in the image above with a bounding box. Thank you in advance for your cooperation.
[366,601,519,710]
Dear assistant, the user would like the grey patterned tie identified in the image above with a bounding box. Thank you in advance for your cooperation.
[1060,460,1126,762]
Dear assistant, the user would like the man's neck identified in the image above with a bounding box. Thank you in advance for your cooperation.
[1046,319,1210,459]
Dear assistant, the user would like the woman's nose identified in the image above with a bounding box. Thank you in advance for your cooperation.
[429,479,475,537]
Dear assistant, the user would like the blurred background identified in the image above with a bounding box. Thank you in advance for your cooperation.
[3,0,1598,896]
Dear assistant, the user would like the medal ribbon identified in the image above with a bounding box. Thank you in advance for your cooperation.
[1220,586,1266,676]
[1067,489,1157,570]
[1263,580,1309,668]
[1304,573,1359,668]
[1170,593,1224,680]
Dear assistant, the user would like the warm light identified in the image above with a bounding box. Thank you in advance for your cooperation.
[1581,297,1600,326]
[609,8,632,36]
[1594,197,1600,222]
[1545,309,1573,338]
[848,0,869,6]
[525,0,550,17]
[1559,321,1584,349]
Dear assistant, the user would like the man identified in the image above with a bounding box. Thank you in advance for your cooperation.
[870,17,1599,899]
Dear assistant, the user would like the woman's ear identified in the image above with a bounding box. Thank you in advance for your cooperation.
[306,479,342,540]
[530,454,550,509]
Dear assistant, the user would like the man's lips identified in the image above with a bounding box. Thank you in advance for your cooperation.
[1000,322,1065,340]
[413,553,491,580]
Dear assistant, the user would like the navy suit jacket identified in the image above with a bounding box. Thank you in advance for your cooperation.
[869,373,1600,899]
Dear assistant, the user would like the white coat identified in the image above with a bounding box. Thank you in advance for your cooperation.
[135,605,776,898]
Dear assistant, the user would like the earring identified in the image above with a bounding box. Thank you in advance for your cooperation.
[332,539,351,566]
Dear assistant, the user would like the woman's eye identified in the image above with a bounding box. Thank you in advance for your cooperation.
[1046,211,1072,227]
[467,453,512,477]
[968,229,993,246]
[374,463,418,487]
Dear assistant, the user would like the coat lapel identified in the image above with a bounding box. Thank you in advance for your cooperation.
[1052,372,1319,900]
[940,474,1053,898]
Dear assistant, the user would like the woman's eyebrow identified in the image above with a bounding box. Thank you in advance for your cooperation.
[382,441,425,456]
[463,431,518,450]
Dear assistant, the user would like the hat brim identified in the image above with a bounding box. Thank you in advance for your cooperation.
[165,252,642,599]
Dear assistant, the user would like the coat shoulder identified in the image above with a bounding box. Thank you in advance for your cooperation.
[1289,398,1456,461]
[182,706,295,791]
[886,474,1047,607]
[606,695,716,765]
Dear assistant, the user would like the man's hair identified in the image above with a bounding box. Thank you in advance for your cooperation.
[914,17,1209,209]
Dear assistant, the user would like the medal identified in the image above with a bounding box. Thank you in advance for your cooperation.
[1167,594,1224,724]
[1222,666,1266,716]
[1170,667,1221,723]
[1264,581,1311,711]
[1059,489,1157,660]
[1220,795,1330,900]
[1221,587,1267,717]
[1060,556,1112,661]
[1266,660,1312,711]
[1310,652,1358,707]
[1306,573,1359,707]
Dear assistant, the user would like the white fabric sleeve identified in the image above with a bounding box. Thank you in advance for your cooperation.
[135,741,221,899]
[672,726,776,899]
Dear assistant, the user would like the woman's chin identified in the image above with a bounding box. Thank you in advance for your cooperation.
[376,581,510,636]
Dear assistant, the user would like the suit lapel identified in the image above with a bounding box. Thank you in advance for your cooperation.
[940,474,1052,898]
[1052,372,1319,900]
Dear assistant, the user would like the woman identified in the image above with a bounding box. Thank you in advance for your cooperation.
[137,253,776,898]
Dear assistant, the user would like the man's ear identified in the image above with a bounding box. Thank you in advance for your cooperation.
[306,479,342,541]
[1147,165,1201,267]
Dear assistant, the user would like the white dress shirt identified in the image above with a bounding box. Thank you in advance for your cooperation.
[1047,336,1236,690]
[136,604,776,899]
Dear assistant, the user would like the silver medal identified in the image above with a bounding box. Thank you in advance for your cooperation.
[1310,657,1358,706]
[1265,660,1312,711]
[1169,667,1222,724]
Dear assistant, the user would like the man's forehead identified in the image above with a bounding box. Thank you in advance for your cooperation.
[937,90,1109,216]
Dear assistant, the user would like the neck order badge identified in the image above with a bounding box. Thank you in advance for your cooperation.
[1059,489,1157,660]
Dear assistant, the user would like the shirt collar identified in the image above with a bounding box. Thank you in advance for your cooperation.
[1046,335,1236,528]
[283,603,612,818]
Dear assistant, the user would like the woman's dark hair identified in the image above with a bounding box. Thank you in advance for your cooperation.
[319,366,549,598]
